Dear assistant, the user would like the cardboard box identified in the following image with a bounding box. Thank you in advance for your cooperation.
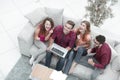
[30,64,53,80]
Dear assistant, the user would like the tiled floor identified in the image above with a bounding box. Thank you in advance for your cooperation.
[0,0,120,80]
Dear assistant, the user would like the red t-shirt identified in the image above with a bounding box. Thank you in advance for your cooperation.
[91,43,111,69]
[52,25,76,48]
[39,34,45,42]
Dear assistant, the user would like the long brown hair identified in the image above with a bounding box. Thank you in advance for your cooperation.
[39,17,54,35]
[76,20,91,41]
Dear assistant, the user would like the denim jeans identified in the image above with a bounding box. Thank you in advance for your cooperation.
[45,51,53,67]
[74,47,87,63]
[62,50,76,74]
[56,51,74,71]
[74,47,104,80]
[45,51,67,71]
[56,57,66,71]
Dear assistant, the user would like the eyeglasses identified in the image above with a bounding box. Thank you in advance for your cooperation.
[93,39,99,45]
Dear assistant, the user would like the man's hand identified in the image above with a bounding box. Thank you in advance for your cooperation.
[74,46,79,51]
[87,49,91,54]
[47,46,51,51]
[88,58,95,66]
[49,29,54,34]
[77,34,80,39]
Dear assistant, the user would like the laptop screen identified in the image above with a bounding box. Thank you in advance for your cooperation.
[50,43,68,58]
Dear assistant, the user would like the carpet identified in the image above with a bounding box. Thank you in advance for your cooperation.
[5,55,80,80]
[5,55,32,80]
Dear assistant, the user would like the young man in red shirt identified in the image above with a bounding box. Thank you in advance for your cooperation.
[45,20,76,71]
[69,35,111,80]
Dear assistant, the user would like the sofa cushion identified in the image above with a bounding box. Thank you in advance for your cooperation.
[90,31,118,49]
[62,16,82,28]
[45,7,64,27]
[18,22,35,42]
[111,55,120,71]
[96,65,119,80]
[72,64,93,80]
[72,64,119,80]
[25,7,48,26]
[18,22,35,57]
[108,44,118,63]
[115,43,120,54]
[119,76,120,80]
[106,39,118,48]
[91,26,101,38]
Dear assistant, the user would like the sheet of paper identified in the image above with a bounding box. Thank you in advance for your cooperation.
[49,70,67,80]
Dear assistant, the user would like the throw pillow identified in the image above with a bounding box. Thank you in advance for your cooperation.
[108,44,118,63]
[115,43,120,54]
[111,55,120,71]
[90,30,100,48]
[106,38,118,48]
[45,7,64,27]
[25,7,48,26]
[72,64,93,80]
[90,27,100,39]
[62,16,82,28]
[119,76,120,80]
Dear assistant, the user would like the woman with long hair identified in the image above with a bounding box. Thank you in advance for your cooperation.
[29,17,54,66]
[63,20,91,74]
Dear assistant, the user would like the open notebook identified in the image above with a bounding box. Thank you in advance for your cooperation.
[50,43,68,58]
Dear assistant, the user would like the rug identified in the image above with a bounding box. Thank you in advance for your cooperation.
[5,55,32,80]
[5,55,80,80]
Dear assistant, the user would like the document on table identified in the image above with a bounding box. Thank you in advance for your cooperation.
[49,70,67,80]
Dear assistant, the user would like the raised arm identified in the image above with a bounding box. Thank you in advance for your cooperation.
[45,28,54,41]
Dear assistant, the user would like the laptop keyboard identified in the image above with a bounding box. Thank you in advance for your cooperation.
[52,47,64,56]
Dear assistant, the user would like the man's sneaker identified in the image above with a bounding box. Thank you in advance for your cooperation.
[32,61,38,69]
[29,56,34,65]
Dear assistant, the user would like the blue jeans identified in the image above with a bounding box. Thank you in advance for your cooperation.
[74,47,104,80]
[63,47,87,74]
[74,47,87,63]
[62,50,75,74]
[45,51,53,67]
[56,57,66,71]
[56,51,74,71]
[45,51,66,71]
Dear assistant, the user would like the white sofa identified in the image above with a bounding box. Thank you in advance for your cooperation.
[17,7,120,80]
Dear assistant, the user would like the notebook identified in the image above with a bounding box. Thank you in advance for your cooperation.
[50,43,68,58]
[50,70,67,80]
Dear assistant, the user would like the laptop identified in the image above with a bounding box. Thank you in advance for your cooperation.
[50,43,68,58]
